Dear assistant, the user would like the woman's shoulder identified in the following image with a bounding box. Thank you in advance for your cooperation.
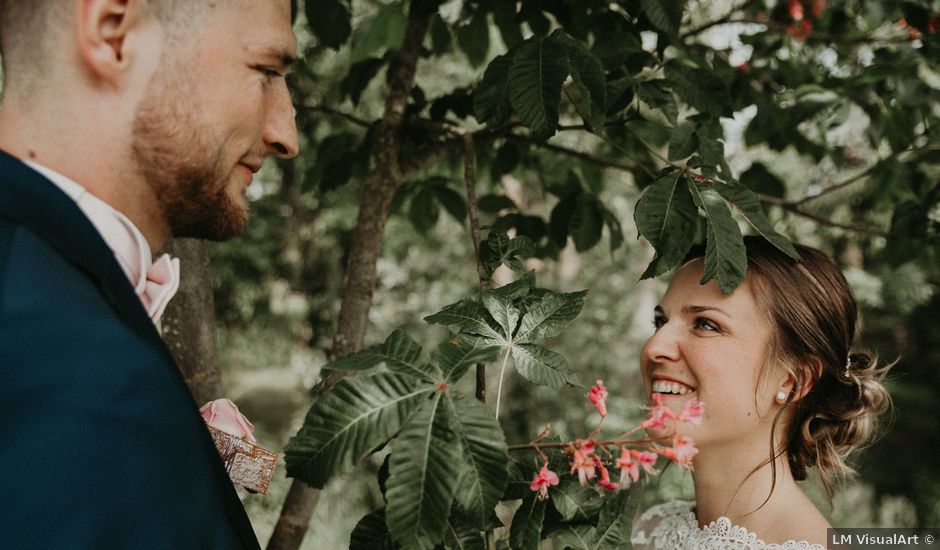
[630,499,827,550]
[630,500,697,549]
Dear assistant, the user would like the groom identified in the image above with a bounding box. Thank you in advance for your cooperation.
[0,1,298,548]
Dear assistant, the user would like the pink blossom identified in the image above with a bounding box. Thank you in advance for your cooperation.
[569,440,596,486]
[615,447,639,487]
[678,398,704,426]
[634,450,659,476]
[200,398,257,443]
[589,380,608,417]
[529,464,560,500]
[593,456,619,491]
[640,393,676,430]
[661,434,699,469]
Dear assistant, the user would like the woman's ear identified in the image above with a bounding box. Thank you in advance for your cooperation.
[781,355,824,401]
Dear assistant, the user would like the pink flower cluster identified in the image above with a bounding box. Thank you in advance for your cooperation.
[528,379,704,498]
[640,393,704,430]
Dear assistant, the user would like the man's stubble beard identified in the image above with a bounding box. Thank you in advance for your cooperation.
[130,62,250,242]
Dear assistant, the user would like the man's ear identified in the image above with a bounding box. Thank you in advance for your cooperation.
[781,355,824,401]
[75,0,141,85]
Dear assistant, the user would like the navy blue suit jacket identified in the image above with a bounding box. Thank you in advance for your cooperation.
[0,150,261,549]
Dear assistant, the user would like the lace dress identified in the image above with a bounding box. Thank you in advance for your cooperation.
[630,500,826,550]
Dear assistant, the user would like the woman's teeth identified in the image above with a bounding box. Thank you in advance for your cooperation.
[651,380,694,395]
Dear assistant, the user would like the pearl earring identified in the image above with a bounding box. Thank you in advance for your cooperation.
[776,391,787,402]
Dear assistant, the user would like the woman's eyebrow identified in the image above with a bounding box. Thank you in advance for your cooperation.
[681,305,731,318]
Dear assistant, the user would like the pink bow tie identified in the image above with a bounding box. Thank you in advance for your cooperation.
[73,192,180,323]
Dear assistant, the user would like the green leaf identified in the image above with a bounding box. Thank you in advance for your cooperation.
[433,336,501,382]
[511,344,581,388]
[635,80,678,127]
[425,299,505,342]
[508,35,569,140]
[641,0,682,43]
[600,206,625,252]
[489,271,535,301]
[306,133,360,192]
[284,374,433,488]
[666,62,733,117]
[668,122,698,161]
[323,329,440,382]
[429,14,453,55]
[687,179,747,293]
[410,187,441,233]
[341,58,387,105]
[386,393,461,550]
[570,193,604,252]
[549,192,579,248]
[740,163,785,199]
[306,0,352,50]
[491,141,522,179]
[447,393,509,528]
[350,6,407,63]
[473,54,513,127]
[442,507,486,550]
[457,11,490,67]
[477,193,518,213]
[350,509,397,550]
[509,494,546,550]
[592,491,632,549]
[562,36,607,130]
[431,185,468,223]
[714,182,800,260]
[493,1,523,49]
[482,291,521,340]
[549,477,605,521]
[480,233,535,276]
[515,290,588,344]
[634,171,699,278]
[549,523,595,550]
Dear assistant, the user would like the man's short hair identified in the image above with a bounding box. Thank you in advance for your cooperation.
[0,1,206,97]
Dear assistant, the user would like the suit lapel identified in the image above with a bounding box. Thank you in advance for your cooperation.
[0,150,261,547]
[0,150,166,348]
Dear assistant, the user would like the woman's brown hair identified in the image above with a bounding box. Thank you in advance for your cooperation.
[689,236,892,499]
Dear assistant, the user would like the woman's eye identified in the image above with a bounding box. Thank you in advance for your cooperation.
[694,317,720,332]
[652,316,667,330]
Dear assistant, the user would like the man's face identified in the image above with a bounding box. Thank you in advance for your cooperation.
[131,0,298,241]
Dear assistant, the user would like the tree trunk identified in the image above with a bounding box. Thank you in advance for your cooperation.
[160,238,223,406]
[265,12,431,550]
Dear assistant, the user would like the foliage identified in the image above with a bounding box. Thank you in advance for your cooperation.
[233,0,940,546]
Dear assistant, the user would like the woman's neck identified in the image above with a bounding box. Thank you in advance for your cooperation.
[690,438,802,531]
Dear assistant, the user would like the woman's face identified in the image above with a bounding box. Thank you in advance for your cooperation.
[640,259,782,449]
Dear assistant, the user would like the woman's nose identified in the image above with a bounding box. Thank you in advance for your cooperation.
[642,323,682,364]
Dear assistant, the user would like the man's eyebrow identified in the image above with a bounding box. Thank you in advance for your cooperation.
[253,47,298,69]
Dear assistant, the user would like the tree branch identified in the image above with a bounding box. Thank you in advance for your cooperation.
[297,104,373,128]
[682,0,757,40]
[758,194,891,238]
[787,145,938,207]
[267,10,432,550]
[508,134,645,174]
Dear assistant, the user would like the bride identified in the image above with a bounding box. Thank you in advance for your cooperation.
[631,238,891,549]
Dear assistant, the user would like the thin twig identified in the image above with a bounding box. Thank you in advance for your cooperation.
[296,104,372,128]
[508,134,645,173]
[788,145,938,207]
[462,132,490,403]
[507,434,674,452]
[758,194,891,237]
[682,0,758,40]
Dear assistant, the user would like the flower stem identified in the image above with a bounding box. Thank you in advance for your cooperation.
[506,433,674,452]
[494,345,512,420]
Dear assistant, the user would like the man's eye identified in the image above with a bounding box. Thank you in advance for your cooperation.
[256,67,282,81]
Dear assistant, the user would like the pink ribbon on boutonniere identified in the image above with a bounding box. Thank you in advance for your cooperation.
[200,399,257,444]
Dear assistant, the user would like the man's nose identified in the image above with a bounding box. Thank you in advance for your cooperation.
[262,81,299,159]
